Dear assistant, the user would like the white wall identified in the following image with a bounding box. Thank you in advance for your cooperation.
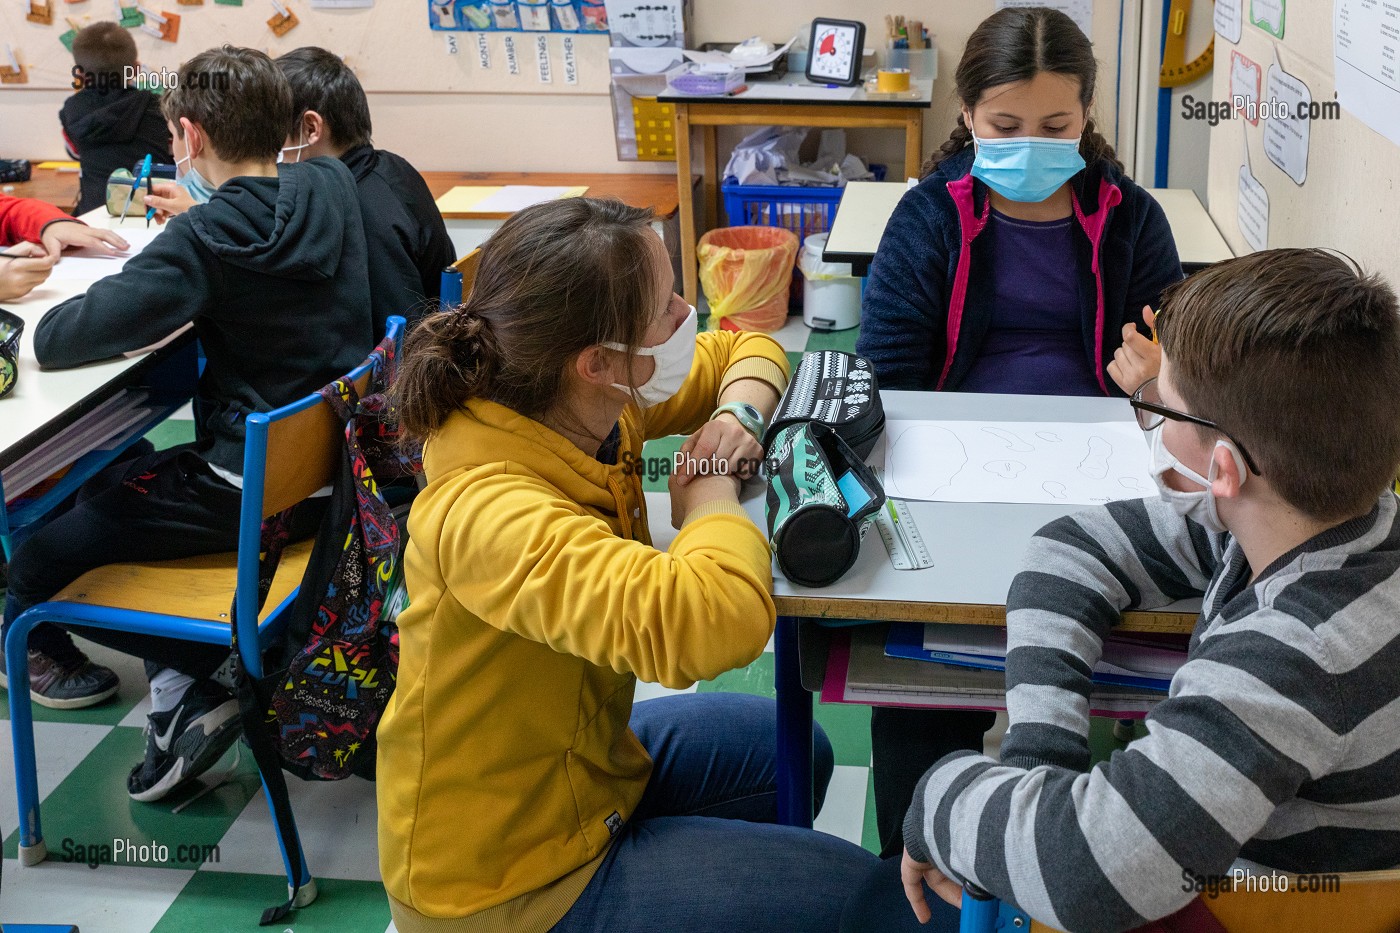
[1,0,1131,179]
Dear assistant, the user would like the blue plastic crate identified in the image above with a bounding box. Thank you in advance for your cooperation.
[720,164,887,245]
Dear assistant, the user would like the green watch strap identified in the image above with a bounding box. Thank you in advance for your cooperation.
[710,401,765,441]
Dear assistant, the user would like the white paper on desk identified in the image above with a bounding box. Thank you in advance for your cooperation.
[470,185,587,213]
[47,227,163,281]
[739,84,858,101]
[881,419,1152,506]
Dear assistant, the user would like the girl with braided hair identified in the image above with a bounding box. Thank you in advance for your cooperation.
[851,4,1186,910]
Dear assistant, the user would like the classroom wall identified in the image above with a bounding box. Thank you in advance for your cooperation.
[1205,3,1400,291]
[1,1,1129,180]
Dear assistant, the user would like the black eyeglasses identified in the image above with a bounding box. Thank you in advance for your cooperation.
[1129,377,1261,476]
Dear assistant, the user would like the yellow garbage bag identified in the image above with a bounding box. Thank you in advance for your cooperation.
[698,226,799,332]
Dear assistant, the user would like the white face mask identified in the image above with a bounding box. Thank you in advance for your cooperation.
[602,305,697,408]
[1147,425,1246,534]
[278,128,310,164]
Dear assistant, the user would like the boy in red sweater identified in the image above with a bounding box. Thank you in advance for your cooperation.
[0,194,128,301]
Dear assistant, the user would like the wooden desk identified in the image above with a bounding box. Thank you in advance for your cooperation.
[421,170,690,261]
[648,390,1198,827]
[659,78,933,305]
[824,182,1237,276]
[4,164,81,215]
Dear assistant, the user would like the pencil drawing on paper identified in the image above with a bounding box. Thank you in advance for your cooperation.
[881,420,1154,506]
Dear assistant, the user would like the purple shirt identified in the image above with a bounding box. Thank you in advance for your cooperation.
[958,209,1103,397]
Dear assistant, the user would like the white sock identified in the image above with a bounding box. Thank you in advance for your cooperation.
[148,667,196,714]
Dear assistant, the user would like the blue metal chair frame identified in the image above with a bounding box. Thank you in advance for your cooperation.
[5,317,405,909]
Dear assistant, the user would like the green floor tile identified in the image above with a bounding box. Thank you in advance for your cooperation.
[144,417,196,452]
[637,436,685,493]
[813,700,871,768]
[1088,715,1145,764]
[803,327,860,354]
[786,350,806,372]
[153,872,391,933]
[698,650,774,698]
[4,726,261,864]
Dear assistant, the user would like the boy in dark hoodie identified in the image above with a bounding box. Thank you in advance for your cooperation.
[3,45,374,802]
[60,22,173,216]
[274,47,455,328]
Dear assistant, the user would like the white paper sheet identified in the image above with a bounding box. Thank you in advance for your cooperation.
[470,185,585,213]
[1263,50,1311,185]
[1215,0,1243,43]
[1238,136,1270,252]
[880,420,1153,506]
[1334,0,1400,147]
[738,84,858,101]
[683,37,795,69]
[45,227,163,281]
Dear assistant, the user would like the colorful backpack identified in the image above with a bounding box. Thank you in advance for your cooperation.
[232,332,416,923]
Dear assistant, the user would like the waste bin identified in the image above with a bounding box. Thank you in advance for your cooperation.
[698,225,799,332]
[798,232,861,331]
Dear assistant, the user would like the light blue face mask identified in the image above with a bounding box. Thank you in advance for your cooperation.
[969,127,1086,203]
[175,152,216,203]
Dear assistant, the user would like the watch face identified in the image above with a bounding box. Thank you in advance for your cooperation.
[809,21,859,81]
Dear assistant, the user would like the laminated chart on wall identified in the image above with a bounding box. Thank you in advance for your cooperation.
[429,0,607,32]
[1237,128,1269,252]
[995,0,1092,37]
[1215,0,1243,44]
[1262,48,1311,184]
[879,420,1153,506]
[1334,0,1400,147]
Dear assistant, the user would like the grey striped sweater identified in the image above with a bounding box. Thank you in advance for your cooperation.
[904,493,1400,933]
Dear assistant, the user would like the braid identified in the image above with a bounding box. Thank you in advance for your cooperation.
[924,114,973,178]
[1079,117,1124,173]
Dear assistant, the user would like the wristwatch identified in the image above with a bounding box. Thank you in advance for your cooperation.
[710,401,765,442]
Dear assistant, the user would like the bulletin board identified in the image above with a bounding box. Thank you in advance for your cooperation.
[1205,0,1400,291]
[0,0,612,94]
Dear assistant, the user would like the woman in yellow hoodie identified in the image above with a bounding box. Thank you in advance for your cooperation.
[379,197,877,932]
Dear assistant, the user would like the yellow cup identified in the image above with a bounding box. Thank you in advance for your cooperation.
[876,68,911,93]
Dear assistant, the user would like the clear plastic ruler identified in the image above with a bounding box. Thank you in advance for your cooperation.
[873,497,934,570]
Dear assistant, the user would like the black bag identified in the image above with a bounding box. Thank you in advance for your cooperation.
[764,351,884,460]
[764,420,885,587]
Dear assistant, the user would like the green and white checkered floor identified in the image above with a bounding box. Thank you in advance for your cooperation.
[0,318,1137,931]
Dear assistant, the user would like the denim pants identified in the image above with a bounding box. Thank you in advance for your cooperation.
[551,692,880,933]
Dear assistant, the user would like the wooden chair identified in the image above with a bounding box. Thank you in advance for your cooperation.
[5,316,406,914]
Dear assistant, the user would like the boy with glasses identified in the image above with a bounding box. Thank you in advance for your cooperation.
[846,248,1400,932]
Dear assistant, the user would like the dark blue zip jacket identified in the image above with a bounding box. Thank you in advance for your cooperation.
[856,147,1182,395]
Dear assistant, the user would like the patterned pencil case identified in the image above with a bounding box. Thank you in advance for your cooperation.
[764,420,885,588]
[1,309,23,400]
[763,351,884,461]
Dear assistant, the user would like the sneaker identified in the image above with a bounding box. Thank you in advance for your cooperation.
[127,680,242,803]
[0,644,120,710]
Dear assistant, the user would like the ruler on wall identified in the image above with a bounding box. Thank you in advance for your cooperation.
[1160,0,1215,87]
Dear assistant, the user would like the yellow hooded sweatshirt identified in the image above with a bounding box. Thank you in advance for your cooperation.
[378,331,789,931]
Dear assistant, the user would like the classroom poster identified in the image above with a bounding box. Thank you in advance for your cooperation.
[1214,0,1243,44]
[1263,50,1310,185]
[995,0,1092,37]
[1230,50,1261,125]
[1334,0,1400,147]
[1238,135,1269,252]
[1249,0,1284,38]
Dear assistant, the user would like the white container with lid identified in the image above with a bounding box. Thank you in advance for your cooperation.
[798,232,861,331]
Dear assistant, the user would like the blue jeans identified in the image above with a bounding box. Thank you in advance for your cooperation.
[551,693,879,932]
[839,856,961,933]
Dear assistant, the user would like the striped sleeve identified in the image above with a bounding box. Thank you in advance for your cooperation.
[1000,497,1222,772]
[904,614,1344,933]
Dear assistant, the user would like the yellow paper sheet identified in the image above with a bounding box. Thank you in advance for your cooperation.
[434,185,589,214]
[35,161,81,170]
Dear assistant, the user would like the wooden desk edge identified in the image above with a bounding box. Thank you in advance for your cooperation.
[774,597,1194,634]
